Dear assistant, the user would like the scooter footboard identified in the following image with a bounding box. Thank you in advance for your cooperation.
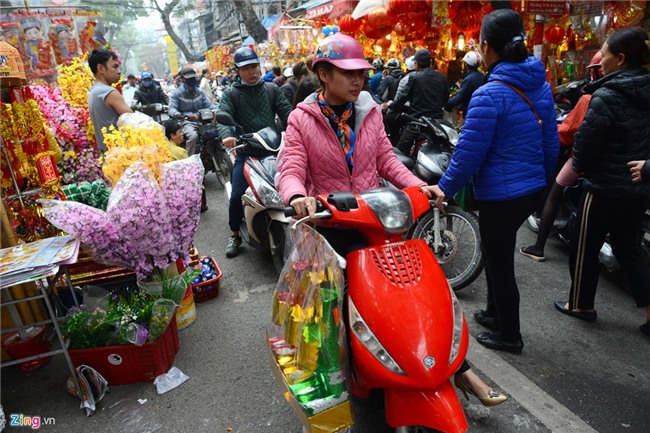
[384,381,468,433]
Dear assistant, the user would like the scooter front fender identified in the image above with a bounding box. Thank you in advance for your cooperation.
[384,380,468,433]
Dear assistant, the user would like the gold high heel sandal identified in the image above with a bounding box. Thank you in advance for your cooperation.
[454,375,508,407]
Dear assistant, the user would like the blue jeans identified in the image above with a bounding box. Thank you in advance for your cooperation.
[228,154,247,233]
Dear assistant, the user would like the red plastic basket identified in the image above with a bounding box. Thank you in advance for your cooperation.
[191,257,222,303]
[68,319,179,385]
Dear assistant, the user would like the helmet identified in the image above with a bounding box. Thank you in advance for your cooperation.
[234,47,259,68]
[405,56,415,71]
[386,58,400,69]
[372,58,384,69]
[587,51,603,81]
[587,50,602,69]
[462,51,482,67]
[179,66,196,79]
[313,33,374,71]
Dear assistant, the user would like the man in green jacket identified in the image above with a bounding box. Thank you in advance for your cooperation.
[218,47,292,258]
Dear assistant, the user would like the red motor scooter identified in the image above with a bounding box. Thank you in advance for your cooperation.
[288,186,469,433]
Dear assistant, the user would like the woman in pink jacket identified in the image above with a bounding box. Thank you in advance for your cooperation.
[278,32,507,408]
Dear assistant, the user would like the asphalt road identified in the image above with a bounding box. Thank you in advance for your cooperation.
[2,175,649,433]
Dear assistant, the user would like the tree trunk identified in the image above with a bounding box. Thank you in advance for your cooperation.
[232,0,268,43]
[152,0,205,62]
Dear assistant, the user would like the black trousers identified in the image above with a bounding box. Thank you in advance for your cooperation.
[478,189,544,341]
[396,123,420,155]
[568,190,650,310]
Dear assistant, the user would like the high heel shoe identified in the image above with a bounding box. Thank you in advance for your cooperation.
[453,375,508,407]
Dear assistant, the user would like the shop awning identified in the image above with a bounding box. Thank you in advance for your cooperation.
[289,0,354,20]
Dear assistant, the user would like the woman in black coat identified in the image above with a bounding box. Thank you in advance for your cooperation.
[555,27,650,337]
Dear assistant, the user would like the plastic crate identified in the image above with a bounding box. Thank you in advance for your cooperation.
[191,257,222,303]
[68,319,179,385]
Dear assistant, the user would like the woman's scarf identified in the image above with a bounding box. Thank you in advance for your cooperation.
[317,93,355,167]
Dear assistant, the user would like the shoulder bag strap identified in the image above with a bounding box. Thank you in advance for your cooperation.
[492,79,543,128]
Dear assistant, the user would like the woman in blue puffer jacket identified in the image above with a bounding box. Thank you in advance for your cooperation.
[430,9,559,354]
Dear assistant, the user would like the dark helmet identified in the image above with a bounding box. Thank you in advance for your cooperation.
[386,58,400,69]
[234,47,259,68]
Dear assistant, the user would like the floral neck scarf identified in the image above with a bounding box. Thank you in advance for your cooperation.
[317,93,355,167]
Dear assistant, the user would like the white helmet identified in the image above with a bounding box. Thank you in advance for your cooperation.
[462,51,482,67]
[405,56,415,71]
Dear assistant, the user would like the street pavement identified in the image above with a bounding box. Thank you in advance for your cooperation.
[1,175,649,433]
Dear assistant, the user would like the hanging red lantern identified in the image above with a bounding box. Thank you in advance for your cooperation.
[388,0,409,16]
[394,20,409,36]
[544,25,566,45]
[338,15,360,33]
[367,6,392,29]
[376,37,392,51]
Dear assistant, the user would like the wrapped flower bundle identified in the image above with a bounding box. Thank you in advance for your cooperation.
[40,155,204,280]
[101,113,172,186]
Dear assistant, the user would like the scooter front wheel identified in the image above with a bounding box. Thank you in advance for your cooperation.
[213,150,233,187]
[407,205,483,291]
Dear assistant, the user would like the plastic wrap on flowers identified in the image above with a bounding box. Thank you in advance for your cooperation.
[37,198,138,271]
[107,161,174,260]
[40,158,204,280]
[159,155,205,261]
[101,113,171,186]
[266,224,353,432]
[117,111,164,130]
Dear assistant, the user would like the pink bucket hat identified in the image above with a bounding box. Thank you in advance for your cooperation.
[312,33,373,71]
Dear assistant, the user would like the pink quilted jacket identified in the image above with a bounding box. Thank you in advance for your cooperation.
[278,91,423,204]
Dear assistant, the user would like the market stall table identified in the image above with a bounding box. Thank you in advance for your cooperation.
[0,236,82,399]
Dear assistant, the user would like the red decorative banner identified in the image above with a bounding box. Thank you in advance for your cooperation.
[37,153,60,186]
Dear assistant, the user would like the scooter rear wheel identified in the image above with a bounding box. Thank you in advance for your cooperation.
[407,205,483,291]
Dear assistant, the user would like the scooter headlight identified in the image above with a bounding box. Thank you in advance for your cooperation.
[360,189,413,234]
[247,169,284,209]
[448,283,464,365]
[349,298,406,375]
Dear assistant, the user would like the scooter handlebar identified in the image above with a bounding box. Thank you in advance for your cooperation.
[284,201,326,217]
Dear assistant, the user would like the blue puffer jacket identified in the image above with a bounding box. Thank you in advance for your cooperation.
[438,58,559,201]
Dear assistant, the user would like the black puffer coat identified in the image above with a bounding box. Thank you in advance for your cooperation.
[573,68,650,199]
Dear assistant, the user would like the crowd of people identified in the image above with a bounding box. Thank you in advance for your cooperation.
[86,11,650,414]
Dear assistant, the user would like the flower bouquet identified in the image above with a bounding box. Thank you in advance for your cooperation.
[101,112,172,186]
[61,286,176,349]
[39,155,205,304]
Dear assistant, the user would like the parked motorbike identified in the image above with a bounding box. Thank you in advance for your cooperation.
[187,108,233,188]
[285,187,469,433]
[217,112,291,273]
[392,113,484,291]
[527,181,650,272]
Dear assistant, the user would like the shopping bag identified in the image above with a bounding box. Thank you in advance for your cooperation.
[453,181,476,212]
[266,224,353,433]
